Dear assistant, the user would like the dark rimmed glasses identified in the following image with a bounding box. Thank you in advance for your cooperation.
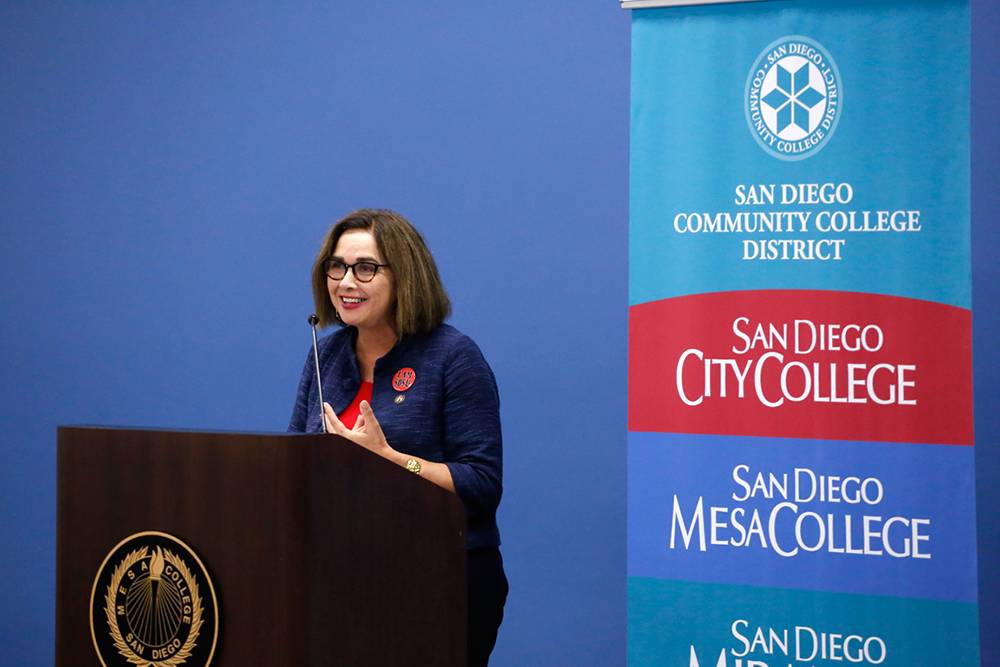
[324,259,390,283]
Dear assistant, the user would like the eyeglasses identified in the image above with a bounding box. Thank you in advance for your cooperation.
[324,259,390,283]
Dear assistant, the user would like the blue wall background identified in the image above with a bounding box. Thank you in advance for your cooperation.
[972,2,1000,664]
[0,1,994,665]
[0,3,628,663]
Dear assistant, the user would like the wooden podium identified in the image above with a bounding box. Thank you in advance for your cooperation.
[56,426,467,666]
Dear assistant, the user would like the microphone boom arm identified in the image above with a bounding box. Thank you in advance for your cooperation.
[308,314,327,433]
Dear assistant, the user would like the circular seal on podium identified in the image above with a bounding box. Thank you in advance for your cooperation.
[90,531,219,667]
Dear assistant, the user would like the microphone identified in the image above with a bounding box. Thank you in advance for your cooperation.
[308,314,327,433]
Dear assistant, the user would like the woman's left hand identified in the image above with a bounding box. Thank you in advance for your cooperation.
[323,400,395,458]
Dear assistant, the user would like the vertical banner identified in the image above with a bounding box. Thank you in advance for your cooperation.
[627,1,979,665]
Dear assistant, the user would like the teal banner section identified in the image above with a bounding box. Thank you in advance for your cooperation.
[629,578,980,666]
[630,0,970,308]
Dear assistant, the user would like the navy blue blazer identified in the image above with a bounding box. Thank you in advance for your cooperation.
[289,324,502,549]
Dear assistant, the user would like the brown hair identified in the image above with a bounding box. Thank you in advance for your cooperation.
[311,209,451,335]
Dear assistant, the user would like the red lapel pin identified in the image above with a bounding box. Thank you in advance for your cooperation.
[392,367,416,392]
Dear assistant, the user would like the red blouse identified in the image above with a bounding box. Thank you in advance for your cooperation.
[337,380,373,429]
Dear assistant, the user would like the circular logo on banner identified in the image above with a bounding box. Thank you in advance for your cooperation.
[745,36,842,161]
[90,532,219,667]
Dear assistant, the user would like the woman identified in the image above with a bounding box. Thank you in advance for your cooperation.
[288,208,507,666]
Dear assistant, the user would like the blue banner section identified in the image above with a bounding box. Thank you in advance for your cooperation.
[630,0,970,308]
[629,578,980,666]
[627,432,977,602]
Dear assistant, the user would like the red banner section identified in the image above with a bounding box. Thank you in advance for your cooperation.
[629,290,972,444]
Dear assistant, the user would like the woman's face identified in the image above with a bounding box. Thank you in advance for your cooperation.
[328,229,395,334]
